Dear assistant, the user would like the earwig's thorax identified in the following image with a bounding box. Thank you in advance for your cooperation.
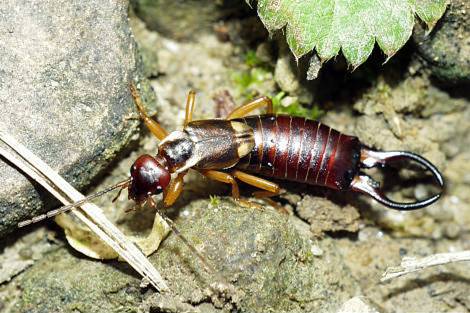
[157,130,197,172]
[156,120,255,174]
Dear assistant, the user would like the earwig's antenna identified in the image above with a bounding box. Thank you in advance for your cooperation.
[147,197,228,285]
[18,178,131,228]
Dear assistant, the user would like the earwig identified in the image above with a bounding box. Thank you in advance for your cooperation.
[18,84,444,270]
[122,85,442,211]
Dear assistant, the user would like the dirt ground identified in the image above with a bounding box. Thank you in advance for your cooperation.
[1,2,469,313]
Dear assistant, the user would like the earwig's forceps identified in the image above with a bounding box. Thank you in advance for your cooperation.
[351,147,444,211]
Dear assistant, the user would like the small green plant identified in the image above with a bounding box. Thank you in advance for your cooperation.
[271,91,325,120]
[231,67,271,99]
[231,67,269,89]
[209,195,220,206]
[244,50,264,68]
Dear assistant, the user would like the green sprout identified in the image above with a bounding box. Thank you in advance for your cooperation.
[209,195,220,206]
[244,50,263,68]
[271,91,286,107]
[232,67,270,89]
[231,67,271,99]
[271,91,325,120]
[232,50,324,120]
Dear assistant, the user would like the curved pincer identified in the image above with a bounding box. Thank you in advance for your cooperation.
[350,148,444,210]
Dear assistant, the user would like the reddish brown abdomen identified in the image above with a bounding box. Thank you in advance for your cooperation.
[234,115,361,190]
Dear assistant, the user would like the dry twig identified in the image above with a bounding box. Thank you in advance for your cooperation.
[381,250,470,282]
[0,131,168,291]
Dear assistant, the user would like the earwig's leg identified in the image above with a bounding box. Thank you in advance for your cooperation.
[124,202,143,213]
[232,170,287,213]
[226,96,273,119]
[232,170,280,195]
[163,172,187,207]
[252,192,289,214]
[199,170,240,198]
[130,83,168,140]
[199,170,261,209]
[184,90,196,127]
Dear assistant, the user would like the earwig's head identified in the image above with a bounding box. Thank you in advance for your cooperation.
[128,154,171,203]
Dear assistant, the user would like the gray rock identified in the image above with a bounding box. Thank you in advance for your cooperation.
[0,0,145,237]
[153,199,358,313]
[274,53,300,93]
[336,297,382,313]
[13,247,143,313]
[12,199,358,313]
[132,0,245,40]
[296,195,360,237]
[413,0,470,84]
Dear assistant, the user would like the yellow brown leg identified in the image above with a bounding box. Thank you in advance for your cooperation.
[199,170,262,209]
[226,96,273,120]
[231,170,287,212]
[199,170,240,198]
[232,170,280,195]
[252,191,288,214]
[163,172,187,207]
[199,170,261,208]
[130,83,168,140]
[184,90,196,127]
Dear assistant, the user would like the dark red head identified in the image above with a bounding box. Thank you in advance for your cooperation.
[128,154,171,203]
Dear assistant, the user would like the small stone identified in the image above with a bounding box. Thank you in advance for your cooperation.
[445,223,461,239]
[307,54,322,80]
[133,0,245,40]
[337,296,382,313]
[414,184,430,200]
[275,54,300,93]
[255,42,274,64]
[413,1,470,84]
[311,244,324,257]
[280,96,299,107]
[0,0,144,237]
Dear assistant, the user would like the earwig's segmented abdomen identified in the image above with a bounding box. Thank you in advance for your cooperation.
[235,115,361,190]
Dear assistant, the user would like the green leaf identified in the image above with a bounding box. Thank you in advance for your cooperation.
[255,0,448,69]
[413,0,448,28]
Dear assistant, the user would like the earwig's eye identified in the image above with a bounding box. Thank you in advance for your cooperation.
[128,154,170,203]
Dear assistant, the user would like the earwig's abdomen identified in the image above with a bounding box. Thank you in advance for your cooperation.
[235,115,362,190]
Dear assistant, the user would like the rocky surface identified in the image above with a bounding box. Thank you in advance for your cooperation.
[133,0,247,40]
[337,229,470,313]
[1,1,469,313]
[0,0,144,236]
[351,74,470,239]
[296,195,361,237]
[9,200,357,313]
[413,0,470,84]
